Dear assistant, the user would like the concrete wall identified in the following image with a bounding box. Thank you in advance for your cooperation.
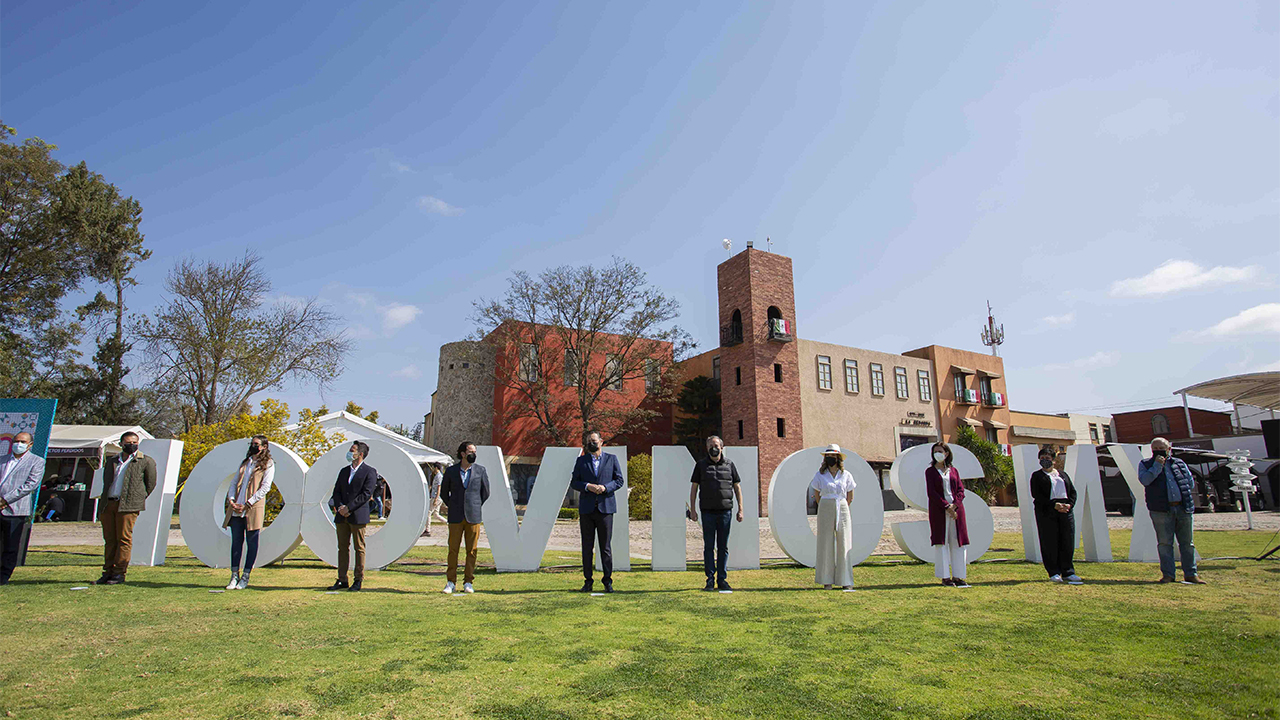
[1007,410,1077,452]
[797,339,940,463]
[1064,413,1115,444]
[903,345,1011,445]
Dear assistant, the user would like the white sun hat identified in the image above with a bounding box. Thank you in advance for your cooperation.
[821,444,845,457]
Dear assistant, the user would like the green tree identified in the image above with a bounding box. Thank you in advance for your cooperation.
[382,421,423,443]
[176,399,346,480]
[953,424,1014,502]
[343,401,379,424]
[628,453,652,520]
[672,375,720,455]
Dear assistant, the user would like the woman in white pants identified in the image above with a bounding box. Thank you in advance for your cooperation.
[809,444,856,590]
[926,442,971,588]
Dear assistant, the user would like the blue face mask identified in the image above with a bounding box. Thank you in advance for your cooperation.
[12,442,28,456]
[346,451,356,463]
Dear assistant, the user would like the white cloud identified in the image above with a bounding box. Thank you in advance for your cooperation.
[1040,312,1075,327]
[1042,351,1118,372]
[417,195,464,216]
[390,160,413,174]
[1098,98,1184,140]
[392,364,422,380]
[1109,260,1261,297]
[379,302,422,333]
[268,293,310,310]
[1189,303,1280,339]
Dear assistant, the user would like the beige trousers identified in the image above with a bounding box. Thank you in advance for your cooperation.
[815,497,854,587]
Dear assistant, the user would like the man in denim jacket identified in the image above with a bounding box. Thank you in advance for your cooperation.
[1138,437,1204,584]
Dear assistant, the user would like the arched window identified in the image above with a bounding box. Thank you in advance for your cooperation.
[1151,413,1170,435]
[767,306,782,322]
[766,306,791,340]
[730,309,743,342]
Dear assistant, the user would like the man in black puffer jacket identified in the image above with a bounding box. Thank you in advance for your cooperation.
[688,436,744,591]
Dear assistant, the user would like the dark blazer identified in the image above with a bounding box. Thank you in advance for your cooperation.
[925,466,969,547]
[440,463,490,524]
[1030,469,1077,514]
[570,452,625,515]
[331,462,378,525]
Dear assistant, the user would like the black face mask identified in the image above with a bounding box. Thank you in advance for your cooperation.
[709,447,721,458]
[1153,449,1168,458]
[465,453,477,464]
[121,443,138,455]
[1039,458,1054,469]
[586,441,600,453]
[247,444,260,456]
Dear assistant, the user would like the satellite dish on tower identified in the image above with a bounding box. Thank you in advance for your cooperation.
[722,238,732,252]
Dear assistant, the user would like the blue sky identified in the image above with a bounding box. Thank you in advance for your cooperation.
[4,1,1277,433]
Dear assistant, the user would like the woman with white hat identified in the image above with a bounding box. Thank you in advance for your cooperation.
[809,444,856,590]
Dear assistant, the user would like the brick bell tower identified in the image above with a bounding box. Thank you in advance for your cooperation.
[717,243,804,515]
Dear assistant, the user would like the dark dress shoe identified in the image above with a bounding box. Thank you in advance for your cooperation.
[717,581,733,592]
[94,574,113,585]
[602,582,613,594]
[348,580,362,592]
[579,582,594,593]
[703,578,716,591]
[105,575,125,585]
[952,579,970,588]
[1158,576,1175,584]
[0,577,10,585]
[328,580,349,591]
[941,578,955,587]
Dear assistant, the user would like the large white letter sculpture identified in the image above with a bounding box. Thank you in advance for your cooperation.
[889,443,994,562]
[650,446,759,572]
[1013,444,1112,563]
[119,439,184,566]
[300,439,428,570]
[767,446,883,568]
[180,439,308,569]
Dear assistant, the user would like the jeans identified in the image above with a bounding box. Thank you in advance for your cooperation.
[701,510,732,582]
[229,516,260,573]
[1151,506,1197,579]
[1035,507,1076,578]
[579,511,614,583]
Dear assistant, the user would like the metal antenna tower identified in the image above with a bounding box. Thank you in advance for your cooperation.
[981,300,1005,356]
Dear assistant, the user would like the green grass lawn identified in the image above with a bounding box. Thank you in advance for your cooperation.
[3,530,1277,720]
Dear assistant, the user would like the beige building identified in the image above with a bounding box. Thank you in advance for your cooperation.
[1063,413,1114,445]
[1008,410,1078,454]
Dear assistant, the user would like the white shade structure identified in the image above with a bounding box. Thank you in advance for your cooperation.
[1175,372,1280,412]
[282,411,451,465]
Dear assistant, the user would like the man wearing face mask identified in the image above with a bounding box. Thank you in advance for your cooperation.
[688,435,743,591]
[95,431,157,585]
[0,432,46,585]
[1139,437,1203,584]
[439,441,490,594]
[570,431,625,593]
[328,441,377,591]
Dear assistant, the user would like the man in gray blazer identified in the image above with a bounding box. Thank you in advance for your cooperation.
[0,432,46,585]
[438,441,489,594]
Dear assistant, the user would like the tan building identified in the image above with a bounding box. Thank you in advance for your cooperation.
[903,345,1011,449]
[1008,410,1077,454]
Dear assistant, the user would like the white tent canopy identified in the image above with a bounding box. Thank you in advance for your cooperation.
[47,424,154,458]
[283,411,451,466]
[1175,372,1280,412]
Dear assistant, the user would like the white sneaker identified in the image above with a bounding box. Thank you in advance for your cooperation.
[463,582,474,594]
[1065,574,1084,585]
[226,573,240,590]
[1049,574,1063,583]
[236,575,249,590]
[442,582,455,594]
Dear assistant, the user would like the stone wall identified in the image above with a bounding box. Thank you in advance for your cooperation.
[430,340,496,460]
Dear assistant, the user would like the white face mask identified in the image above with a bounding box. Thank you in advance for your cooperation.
[933,452,947,463]
[12,442,28,456]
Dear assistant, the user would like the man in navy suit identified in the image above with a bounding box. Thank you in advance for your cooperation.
[329,440,377,592]
[569,431,625,593]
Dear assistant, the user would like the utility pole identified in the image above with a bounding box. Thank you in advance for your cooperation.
[981,301,1005,356]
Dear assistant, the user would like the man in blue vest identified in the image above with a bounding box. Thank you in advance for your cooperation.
[570,431,625,593]
[1138,437,1204,584]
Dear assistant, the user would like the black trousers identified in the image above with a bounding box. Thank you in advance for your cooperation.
[0,515,27,581]
[701,510,732,582]
[579,510,614,583]
[1036,507,1076,577]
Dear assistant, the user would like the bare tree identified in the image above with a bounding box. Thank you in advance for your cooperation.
[473,257,695,447]
[135,252,351,428]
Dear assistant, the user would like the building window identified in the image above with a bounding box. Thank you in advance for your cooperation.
[979,376,993,397]
[894,367,909,400]
[774,363,783,383]
[986,427,999,444]
[917,370,932,401]
[870,363,885,396]
[729,309,743,344]
[1089,423,1099,443]
[563,349,578,386]
[735,367,741,386]
[816,356,832,390]
[1151,414,1170,435]
[712,356,720,381]
[954,374,967,399]
[1103,425,1113,443]
[605,354,623,391]
[737,420,744,440]
[645,358,659,393]
[518,343,539,382]
[777,417,786,438]
[844,360,858,393]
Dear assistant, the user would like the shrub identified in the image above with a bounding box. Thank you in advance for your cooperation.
[953,424,1014,502]
[557,507,579,520]
[628,453,652,520]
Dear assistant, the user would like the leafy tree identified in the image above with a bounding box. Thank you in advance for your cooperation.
[627,453,652,520]
[473,257,694,447]
[382,421,423,443]
[136,253,352,429]
[953,424,1014,502]
[343,401,379,424]
[673,375,720,455]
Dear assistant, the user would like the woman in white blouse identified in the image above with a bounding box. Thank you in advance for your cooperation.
[221,435,276,590]
[808,444,856,590]
[1029,447,1082,584]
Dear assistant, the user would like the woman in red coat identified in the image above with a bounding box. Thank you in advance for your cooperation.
[926,442,970,587]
